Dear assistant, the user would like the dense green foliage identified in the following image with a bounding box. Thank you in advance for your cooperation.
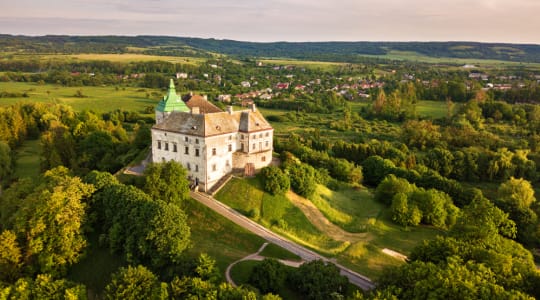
[143,161,190,206]
[259,167,291,196]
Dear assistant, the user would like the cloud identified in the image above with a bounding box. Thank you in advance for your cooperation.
[0,0,539,43]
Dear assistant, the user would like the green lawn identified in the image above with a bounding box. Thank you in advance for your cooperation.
[14,138,41,179]
[305,184,442,278]
[416,100,449,119]
[217,177,443,278]
[183,197,266,273]
[259,243,301,261]
[0,82,161,113]
[67,233,127,299]
[311,185,382,233]
[215,177,347,255]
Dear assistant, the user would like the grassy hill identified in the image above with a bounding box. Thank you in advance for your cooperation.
[2,35,540,63]
[215,176,442,278]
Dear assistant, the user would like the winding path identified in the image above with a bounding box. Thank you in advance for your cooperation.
[190,191,375,290]
[225,242,303,287]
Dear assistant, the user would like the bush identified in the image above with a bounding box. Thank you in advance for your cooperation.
[260,166,290,195]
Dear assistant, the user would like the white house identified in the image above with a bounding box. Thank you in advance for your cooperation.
[151,80,274,192]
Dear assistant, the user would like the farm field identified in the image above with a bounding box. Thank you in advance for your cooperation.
[361,50,540,68]
[2,53,205,65]
[0,82,160,113]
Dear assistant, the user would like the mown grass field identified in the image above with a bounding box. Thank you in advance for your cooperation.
[0,82,160,113]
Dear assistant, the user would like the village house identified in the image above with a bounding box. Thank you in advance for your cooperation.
[152,80,273,192]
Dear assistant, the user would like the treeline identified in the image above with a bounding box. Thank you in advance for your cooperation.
[3,35,540,63]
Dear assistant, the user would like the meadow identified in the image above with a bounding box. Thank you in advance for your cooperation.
[215,177,442,278]
[362,50,540,69]
[3,53,205,65]
[0,82,160,113]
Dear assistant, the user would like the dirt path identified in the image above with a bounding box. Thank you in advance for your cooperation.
[286,191,370,242]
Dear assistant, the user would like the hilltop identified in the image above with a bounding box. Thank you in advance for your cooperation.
[2,34,540,63]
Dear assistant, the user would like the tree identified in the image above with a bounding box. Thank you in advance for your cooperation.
[375,174,414,205]
[195,253,221,283]
[144,161,190,207]
[286,162,317,198]
[0,230,22,282]
[424,147,454,177]
[3,274,87,299]
[0,141,12,182]
[451,196,516,245]
[498,177,536,209]
[105,265,166,300]
[390,193,421,227]
[9,167,94,275]
[94,184,190,268]
[249,259,287,294]
[290,260,348,300]
[260,166,290,195]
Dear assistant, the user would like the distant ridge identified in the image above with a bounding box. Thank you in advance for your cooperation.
[1,34,540,63]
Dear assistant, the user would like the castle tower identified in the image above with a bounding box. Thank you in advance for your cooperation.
[155,79,190,124]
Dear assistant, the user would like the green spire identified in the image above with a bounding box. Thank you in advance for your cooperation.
[156,79,189,113]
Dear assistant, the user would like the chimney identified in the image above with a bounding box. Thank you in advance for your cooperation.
[191,107,200,114]
[250,103,257,112]
[227,106,233,114]
[203,95,208,101]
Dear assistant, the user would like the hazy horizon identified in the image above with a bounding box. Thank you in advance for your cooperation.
[1,0,539,44]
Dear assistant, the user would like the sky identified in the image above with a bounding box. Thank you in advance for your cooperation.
[1,0,539,44]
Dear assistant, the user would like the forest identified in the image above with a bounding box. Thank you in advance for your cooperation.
[3,34,540,62]
[1,37,540,299]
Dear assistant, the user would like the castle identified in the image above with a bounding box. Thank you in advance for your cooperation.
[151,79,274,192]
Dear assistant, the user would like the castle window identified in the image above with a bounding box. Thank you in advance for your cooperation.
[228,144,232,152]
[187,163,191,170]
[157,141,161,150]
[265,141,269,148]
[229,135,232,140]
[265,132,269,137]
[164,142,169,151]
[252,143,256,150]
[196,139,199,144]
[259,133,263,138]
[185,137,188,142]
[212,148,216,156]
[212,164,217,172]
[241,134,244,140]
[185,146,189,155]
[195,149,200,157]
[262,156,266,162]
[252,134,256,139]
[241,143,244,151]
[195,165,199,172]
[173,143,177,152]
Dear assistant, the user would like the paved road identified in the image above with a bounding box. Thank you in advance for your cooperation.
[190,191,375,290]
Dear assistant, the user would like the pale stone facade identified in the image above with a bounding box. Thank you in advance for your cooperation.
[151,82,273,192]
